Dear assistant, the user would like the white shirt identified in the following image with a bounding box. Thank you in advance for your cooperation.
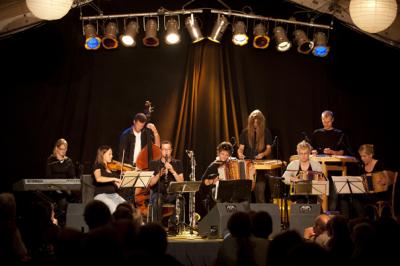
[133,130,142,163]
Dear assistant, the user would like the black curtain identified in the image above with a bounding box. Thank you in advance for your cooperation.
[2,4,400,192]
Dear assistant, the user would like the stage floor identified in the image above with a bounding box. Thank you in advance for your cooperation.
[167,233,222,266]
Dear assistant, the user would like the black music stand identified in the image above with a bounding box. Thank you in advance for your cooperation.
[167,181,202,235]
[216,180,252,203]
[332,176,366,218]
[121,171,153,188]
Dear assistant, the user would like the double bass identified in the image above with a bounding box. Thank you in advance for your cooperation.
[135,101,161,217]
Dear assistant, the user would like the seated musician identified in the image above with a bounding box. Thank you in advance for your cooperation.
[200,142,233,212]
[92,145,126,213]
[45,138,77,226]
[148,140,184,228]
[358,144,390,203]
[283,141,323,203]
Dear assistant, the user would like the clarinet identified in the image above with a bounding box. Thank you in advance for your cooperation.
[186,150,196,233]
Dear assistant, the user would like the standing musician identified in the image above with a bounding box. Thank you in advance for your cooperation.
[118,112,160,166]
[237,110,273,203]
[148,140,184,227]
[92,145,126,213]
[200,142,233,212]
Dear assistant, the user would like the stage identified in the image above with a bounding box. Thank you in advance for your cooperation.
[167,234,222,266]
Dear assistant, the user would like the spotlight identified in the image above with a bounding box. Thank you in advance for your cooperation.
[312,32,330,57]
[208,15,229,43]
[143,18,159,47]
[84,23,101,50]
[165,18,181,45]
[185,14,204,43]
[102,22,119,49]
[273,26,291,52]
[232,21,248,46]
[253,23,270,49]
[293,29,314,54]
[120,21,139,47]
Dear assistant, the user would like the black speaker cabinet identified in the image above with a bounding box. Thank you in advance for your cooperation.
[249,203,281,237]
[81,175,95,204]
[198,202,249,238]
[66,203,88,233]
[289,203,321,234]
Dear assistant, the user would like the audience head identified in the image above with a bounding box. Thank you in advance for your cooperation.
[84,200,111,230]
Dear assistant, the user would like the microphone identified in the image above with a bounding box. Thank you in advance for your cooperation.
[271,136,278,147]
[301,131,311,143]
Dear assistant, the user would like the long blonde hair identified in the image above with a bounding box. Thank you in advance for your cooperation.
[247,110,266,152]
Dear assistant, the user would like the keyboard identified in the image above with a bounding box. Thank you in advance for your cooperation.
[13,179,81,191]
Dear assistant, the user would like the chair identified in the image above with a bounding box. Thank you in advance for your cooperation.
[375,171,397,217]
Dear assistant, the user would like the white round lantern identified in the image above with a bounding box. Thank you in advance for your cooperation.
[349,0,398,33]
[26,0,74,20]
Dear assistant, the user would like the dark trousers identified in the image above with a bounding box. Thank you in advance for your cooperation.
[150,191,176,227]
[254,171,271,203]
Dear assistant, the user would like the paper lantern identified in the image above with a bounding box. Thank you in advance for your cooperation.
[26,0,74,20]
[349,0,398,33]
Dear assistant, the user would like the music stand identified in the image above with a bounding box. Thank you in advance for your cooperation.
[167,181,202,235]
[216,180,252,203]
[332,176,366,218]
[332,176,366,194]
[121,171,154,188]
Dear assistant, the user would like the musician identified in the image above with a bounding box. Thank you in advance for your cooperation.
[283,141,323,203]
[310,110,352,211]
[200,142,233,212]
[92,145,126,213]
[237,110,273,203]
[148,140,184,227]
[46,138,75,179]
[358,144,390,202]
[118,113,160,166]
[44,138,76,226]
[311,110,350,156]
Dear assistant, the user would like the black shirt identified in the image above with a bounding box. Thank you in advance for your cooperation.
[311,128,348,154]
[93,163,118,195]
[149,159,183,195]
[46,155,75,179]
[239,128,273,159]
[119,126,155,166]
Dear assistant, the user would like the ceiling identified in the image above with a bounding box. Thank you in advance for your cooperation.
[0,0,399,49]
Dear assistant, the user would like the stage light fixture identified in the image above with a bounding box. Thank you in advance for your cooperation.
[185,14,204,43]
[232,21,248,46]
[293,29,314,54]
[312,32,330,57]
[84,23,101,50]
[120,20,139,47]
[165,18,181,45]
[102,22,119,49]
[253,23,270,49]
[208,14,229,43]
[273,26,291,52]
[143,18,159,47]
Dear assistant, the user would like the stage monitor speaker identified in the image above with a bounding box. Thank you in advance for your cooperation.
[250,203,281,237]
[198,202,249,238]
[66,203,88,233]
[289,203,321,234]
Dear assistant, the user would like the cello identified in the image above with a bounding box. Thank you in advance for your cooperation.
[134,101,161,217]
